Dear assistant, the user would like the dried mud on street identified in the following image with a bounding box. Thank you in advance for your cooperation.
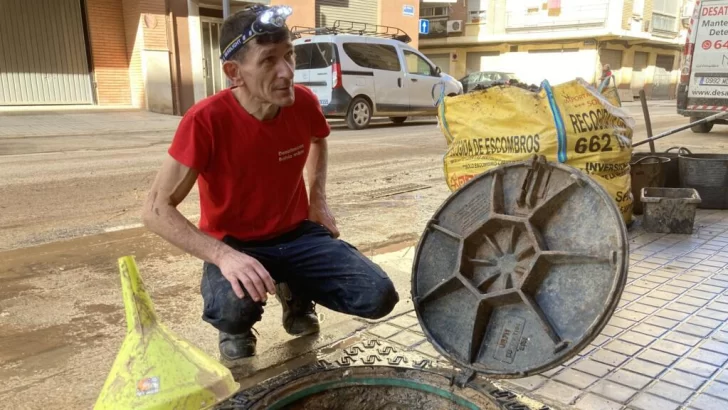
[0,121,451,409]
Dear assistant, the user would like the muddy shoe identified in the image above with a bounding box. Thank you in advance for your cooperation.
[276,283,320,336]
[219,330,257,360]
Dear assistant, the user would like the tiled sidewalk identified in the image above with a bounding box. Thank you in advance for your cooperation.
[364,209,728,410]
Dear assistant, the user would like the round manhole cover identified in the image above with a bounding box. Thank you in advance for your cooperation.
[412,156,628,378]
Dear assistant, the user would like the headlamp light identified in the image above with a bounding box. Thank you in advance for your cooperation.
[220,5,293,62]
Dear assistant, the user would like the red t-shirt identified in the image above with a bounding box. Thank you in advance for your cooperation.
[168,85,331,241]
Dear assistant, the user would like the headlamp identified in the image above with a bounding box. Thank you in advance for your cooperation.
[220,5,293,62]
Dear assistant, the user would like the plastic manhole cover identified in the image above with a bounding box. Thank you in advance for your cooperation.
[412,156,628,378]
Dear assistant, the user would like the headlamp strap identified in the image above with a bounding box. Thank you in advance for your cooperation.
[219,5,292,62]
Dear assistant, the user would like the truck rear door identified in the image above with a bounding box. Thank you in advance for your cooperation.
[687,0,728,110]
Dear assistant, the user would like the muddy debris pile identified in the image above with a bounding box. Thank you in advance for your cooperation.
[472,79,540,93]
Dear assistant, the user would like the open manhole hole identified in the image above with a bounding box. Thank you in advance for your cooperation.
[218,340,532,410]
[218,156,628,409]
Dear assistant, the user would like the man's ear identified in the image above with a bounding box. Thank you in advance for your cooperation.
[222,60,241,83]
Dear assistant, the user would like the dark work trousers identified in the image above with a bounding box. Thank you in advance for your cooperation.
[201,220,400,335]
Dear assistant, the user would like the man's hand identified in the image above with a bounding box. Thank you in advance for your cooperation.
[217,250,276,302]
[309,199,340,238]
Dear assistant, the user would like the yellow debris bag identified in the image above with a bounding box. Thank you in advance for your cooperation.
[438,78,635,223]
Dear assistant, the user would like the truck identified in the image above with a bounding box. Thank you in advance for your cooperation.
[677,0,728,133]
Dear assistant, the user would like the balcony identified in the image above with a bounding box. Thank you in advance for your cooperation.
[651,12,679,37]
[419,17,450,38]
[505,0,609,32]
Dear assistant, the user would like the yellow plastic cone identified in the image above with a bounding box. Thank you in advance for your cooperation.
[94,256,240,410]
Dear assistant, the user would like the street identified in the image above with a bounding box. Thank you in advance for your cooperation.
[1,102,727,409]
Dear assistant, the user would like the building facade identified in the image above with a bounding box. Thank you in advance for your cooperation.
[419,0,694,100]
[0,0,422,114]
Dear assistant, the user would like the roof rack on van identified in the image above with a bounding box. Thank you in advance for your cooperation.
[291,20,411,43]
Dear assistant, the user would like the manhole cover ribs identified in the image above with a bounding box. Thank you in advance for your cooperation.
[413,156,628,378]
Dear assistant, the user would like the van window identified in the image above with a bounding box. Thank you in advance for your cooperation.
[342,43,401,72]
[404,50,435,76]
[294,43,336,70]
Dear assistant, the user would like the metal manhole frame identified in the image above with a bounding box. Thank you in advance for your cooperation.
[217,338,549,410]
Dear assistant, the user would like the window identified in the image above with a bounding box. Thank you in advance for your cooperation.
[294,43,336,70]
[342,43,401,71]
[652,0,679,32]
[404,51,434,76]
[420,6,448,18]
[467,0,487,23]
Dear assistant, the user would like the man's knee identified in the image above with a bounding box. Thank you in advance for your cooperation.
[201,262,264,334]
[357,277,399,319]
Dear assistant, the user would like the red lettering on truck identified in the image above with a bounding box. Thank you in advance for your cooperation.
[703,5,728,16]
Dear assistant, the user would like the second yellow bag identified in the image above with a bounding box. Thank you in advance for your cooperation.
[438,78,635,223]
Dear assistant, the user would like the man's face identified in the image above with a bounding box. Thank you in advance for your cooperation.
[228,38,296,107]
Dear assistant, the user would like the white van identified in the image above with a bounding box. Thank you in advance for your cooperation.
[677,0,728,133]
[292,22,463,130]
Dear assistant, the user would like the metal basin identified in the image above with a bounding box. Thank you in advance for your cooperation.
[679,154,728,209]
[632,146,691,188]
[630,156,670,215]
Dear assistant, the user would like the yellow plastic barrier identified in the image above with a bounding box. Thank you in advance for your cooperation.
[94,256,239,410]
[438,78,635,224]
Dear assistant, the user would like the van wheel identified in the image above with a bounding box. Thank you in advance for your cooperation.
[690,117,713,133]
[347,98,372,130]
[390,117,407,124]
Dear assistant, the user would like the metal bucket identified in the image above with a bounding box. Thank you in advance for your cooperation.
[630,156,670,215]
[632,147,691,188]
[679,154,728,209]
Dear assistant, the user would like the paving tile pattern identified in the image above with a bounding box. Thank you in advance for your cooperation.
[367,210,728,409]
[499,210,728,409]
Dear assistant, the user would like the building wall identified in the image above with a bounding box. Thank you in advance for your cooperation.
[643,0,653,25]
[122,0,144,107]
[120,0,171,110]
[426,41,600,83]
[379,0,420,48]
[623,0,635,30]
[86,0,132,105]
[419,0,684,99]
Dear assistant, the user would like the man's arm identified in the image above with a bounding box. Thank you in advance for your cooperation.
[142,155,275,301]
[306,137,339,237]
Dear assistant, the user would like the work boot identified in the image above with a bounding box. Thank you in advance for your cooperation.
[218,330,257,360]
[276,283,320,336]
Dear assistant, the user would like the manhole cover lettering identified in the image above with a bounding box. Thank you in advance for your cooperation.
[494,316,526,364]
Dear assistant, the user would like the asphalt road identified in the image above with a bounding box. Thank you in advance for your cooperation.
[0,101,727,409]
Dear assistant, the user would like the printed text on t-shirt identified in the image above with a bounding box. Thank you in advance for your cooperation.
[279,144,305,162]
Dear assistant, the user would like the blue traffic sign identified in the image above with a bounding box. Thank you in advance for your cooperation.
[403,5,415,17]
[419,19,430,35]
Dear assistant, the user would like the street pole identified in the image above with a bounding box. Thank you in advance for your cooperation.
[223,0,230,19]
[639,90,656,153]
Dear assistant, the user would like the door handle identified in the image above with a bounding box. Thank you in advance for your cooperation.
[411,78,418,82]
[398,78,402,87]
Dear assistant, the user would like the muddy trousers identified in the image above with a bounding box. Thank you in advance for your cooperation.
[200,220,400,335]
